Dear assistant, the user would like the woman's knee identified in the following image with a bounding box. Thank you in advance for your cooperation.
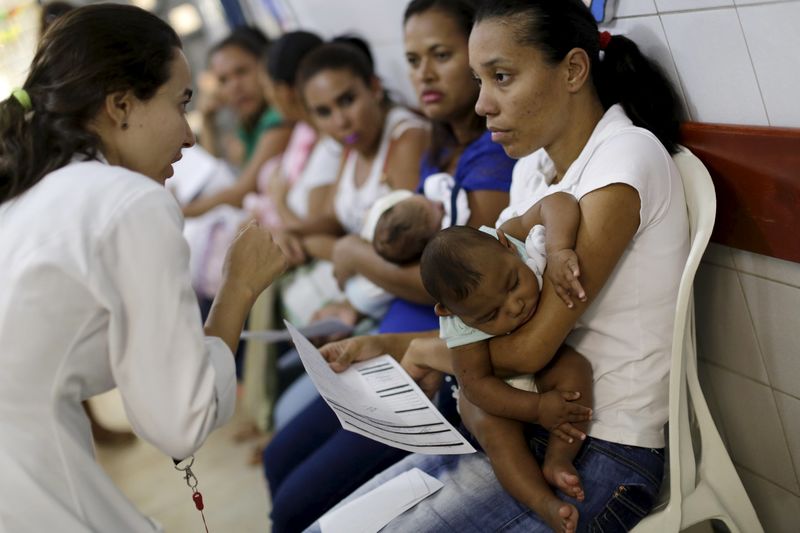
[262,436,291,493]
[269,487,313,533]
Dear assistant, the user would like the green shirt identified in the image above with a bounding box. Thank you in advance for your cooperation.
[237,107,284,163]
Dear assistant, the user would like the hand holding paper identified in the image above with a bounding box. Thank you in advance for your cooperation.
[285,321,475,455]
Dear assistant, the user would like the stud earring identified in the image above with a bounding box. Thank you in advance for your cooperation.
[122,122,129,130]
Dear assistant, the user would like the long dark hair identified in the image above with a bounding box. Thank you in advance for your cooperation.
[0,4,181,204]
[404,0,484,170]
[266,31,324,87]
[475,0,682,153]
[208,25,270,62]
[296,41,378,93]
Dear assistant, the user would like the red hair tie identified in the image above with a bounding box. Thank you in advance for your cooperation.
[599,31,612,50]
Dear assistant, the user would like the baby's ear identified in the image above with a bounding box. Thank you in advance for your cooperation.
[434,303,453,317]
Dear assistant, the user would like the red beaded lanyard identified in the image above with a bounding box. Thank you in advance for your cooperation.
[174,456,209,532]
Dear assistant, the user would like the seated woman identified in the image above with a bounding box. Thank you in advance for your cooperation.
[261,1,515,531]
[273,42,429,259]
[182,27,294,218]
[272,39,430,327]
[176,32,330,303]
[243,31,338,232]
[313,1,689,532]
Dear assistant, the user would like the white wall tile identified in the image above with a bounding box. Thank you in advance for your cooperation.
[739,273,800,397]
[615,0,658,17]
[656,0,734,12]
[286,0,407,44]
[731,248,800,289]
[737,467,800,533]
[602,16,689,118]
[697,361,730,448]
[705,365,798,492]
[660,9,769,124]
[774,391,800,492]
[372,43,417,108]
[735,0,797,5]
[702,242,735,269]
[738,3,800,127]
[694,265,769,383]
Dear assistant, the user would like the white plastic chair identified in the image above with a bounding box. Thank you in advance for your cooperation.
[631,147,762,532]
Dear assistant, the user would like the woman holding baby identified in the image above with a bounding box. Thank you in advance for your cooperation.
[262,1,515,531]
[310,0,690,531]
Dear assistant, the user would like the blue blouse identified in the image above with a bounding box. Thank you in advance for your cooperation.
[379,130,515,334]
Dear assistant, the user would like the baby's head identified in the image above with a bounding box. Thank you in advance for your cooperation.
[373,195,444,264]
[420,226,541,336]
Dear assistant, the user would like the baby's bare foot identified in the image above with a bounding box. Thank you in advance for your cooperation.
[541,497,579,533]
[543,459,585,502]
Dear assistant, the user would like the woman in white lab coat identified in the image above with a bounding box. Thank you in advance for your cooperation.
[0,5,286,531]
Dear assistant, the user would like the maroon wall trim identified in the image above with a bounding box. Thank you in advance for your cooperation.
[680,122,800,264]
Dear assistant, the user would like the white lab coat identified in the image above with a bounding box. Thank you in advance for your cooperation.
[0,159,236,532]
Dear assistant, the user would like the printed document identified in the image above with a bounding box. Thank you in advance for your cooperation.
[286,321,475,455]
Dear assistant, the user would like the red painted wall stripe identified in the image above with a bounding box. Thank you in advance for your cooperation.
[680,122,800,264]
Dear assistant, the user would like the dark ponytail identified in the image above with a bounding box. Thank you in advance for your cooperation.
[595,34,681,153]
[0,4,180,204]
[475,0,682,153]
[266,31,324,87]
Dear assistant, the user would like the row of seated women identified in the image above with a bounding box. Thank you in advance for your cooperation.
[177,0,690,531]
[175,1,513,440]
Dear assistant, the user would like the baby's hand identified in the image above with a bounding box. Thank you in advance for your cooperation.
[537,390,592,443]
[546,249,586,308]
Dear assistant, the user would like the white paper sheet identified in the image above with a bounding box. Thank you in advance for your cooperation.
[241,318,354,343]
[285,321,476,455]
[319,468,444,533]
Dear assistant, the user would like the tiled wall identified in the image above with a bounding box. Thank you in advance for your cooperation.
[695,245,800,532]
[283,0,800,529]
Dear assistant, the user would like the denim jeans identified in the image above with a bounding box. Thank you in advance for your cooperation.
[305,424,664,533]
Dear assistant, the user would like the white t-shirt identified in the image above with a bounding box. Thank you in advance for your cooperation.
[0,160,236,531]
[499,104,689,448]
[286,135,342,220]
[495,148,556,227]
[333,106,428,235]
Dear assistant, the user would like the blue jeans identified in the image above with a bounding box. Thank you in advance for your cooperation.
[272,374,320,432]
[306,425,664,532]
